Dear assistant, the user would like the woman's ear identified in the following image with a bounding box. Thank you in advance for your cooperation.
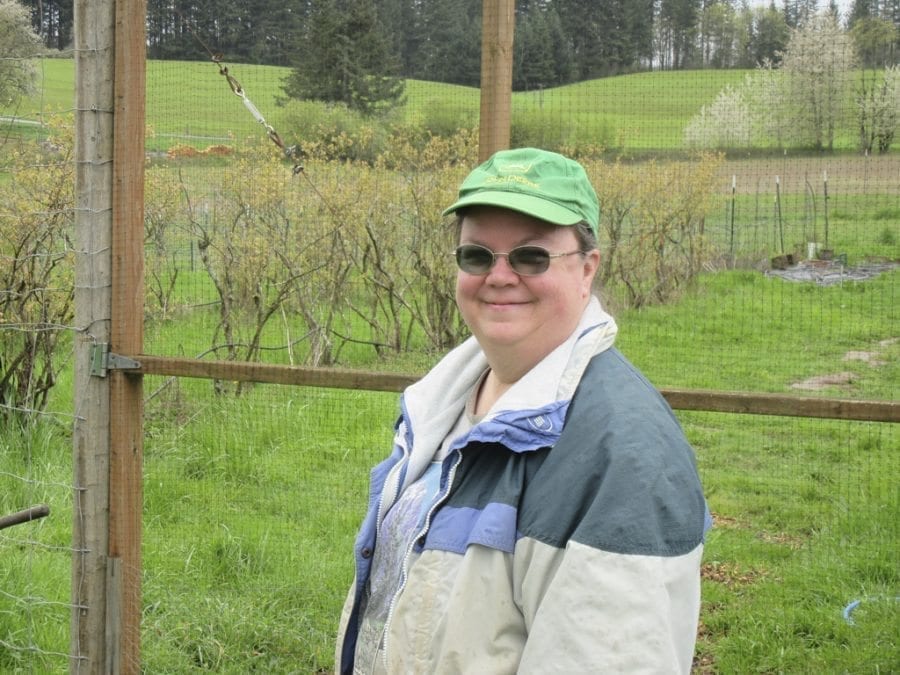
[581,249,601,297]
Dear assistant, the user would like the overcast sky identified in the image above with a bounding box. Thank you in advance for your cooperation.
[749,0,855,18]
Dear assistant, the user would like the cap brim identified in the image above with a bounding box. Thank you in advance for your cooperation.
[442,190,583,226]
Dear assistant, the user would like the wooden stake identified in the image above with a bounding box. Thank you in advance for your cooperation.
[72,0,145,670]
[72,0,115,665]
[479,0,515,162]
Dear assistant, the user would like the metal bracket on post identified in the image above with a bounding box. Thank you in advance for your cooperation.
[89,344,141,378]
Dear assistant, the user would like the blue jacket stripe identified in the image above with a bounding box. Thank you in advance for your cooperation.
[424,502,519,555]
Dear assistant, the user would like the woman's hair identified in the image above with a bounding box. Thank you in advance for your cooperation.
[572,220,598,252]
[453,208,598,253]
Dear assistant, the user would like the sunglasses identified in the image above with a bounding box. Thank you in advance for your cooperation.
[452,244,584,276]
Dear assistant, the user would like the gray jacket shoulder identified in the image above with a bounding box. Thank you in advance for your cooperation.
[517,348,707,557]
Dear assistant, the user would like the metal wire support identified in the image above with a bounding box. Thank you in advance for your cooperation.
[173,8,303,172]
[211,54,297,166]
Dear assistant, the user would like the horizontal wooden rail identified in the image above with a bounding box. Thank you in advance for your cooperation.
[660,388,898,423]
[135,354,417,392]
[132,355,898,423]
[0,505,51,531]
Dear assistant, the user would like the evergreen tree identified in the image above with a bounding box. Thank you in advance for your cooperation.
[748,3,790,64]
[546,5,579,82]
[848,0,874,24]
[22,0,71,49]
[794,0,820,26]
[413,0,481,86]
[657,0,703,68]
[700,0,739,67]
[826,0,841,21]
[241,0,303,65]
[282,0,404,114]
[597,0,655,73]
[376,0,423,77]
[514,3,576,89]
[624,0,657,67]
[556,0,605,77]
[850,15,897,65]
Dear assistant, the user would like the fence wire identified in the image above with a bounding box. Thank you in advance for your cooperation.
[1,9,898,671]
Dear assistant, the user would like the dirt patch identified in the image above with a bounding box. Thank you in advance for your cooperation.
[790,371,857,391]
[757,530,805,549]
[716,155,900,196]
[692,640,716,674]
[789,336,896,390]
[766,259,898,286]
[709,512,742,529]
[701,562,766,588]
[843,350,887,366]
[709,512,807,549]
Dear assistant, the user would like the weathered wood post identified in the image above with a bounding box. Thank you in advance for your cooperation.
[72,0,145,669]
[479,0,515,162]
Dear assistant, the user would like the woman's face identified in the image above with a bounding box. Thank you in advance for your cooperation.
[455,207,599,369]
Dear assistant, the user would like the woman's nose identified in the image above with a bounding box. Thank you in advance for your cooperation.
[484,253,520,282]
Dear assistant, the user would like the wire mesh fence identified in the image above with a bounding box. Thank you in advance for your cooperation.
[1,1,898,671]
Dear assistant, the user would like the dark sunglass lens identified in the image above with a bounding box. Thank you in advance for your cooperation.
[457,245,493,274]
[509,246,551,275]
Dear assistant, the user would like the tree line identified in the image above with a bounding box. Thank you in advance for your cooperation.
[24,0,899,74]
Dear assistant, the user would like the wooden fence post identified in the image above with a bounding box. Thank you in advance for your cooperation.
[72,0,145,670]
[479,0,515,162]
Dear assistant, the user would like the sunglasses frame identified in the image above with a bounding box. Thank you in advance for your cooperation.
[452,243,585,276]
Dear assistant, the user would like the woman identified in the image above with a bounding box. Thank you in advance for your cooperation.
[336,148,709,674]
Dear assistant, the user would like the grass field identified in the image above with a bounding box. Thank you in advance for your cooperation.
[0,58,875,152]
[1,264,897,673]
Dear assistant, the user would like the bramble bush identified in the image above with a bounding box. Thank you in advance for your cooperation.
[0,116,74,419]
[5,121,726,405]
[585,153,724,309]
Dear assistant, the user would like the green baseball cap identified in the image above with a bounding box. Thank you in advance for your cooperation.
[442,147,600,238]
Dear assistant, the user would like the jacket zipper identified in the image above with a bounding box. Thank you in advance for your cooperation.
[379,449,464,670]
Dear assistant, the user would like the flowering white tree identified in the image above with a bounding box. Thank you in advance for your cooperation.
[778,13,857,150]
[851,17,900,154]
[683,85,752,148]
[0,0,43,105]
[743,62,791,148]
[856,65,899,154]
[687,13,860,150]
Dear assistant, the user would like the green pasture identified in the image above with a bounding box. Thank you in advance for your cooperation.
[0,57,877,152]
[510,69,749,150]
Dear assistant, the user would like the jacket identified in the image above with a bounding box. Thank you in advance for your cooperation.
[336,297,709,674]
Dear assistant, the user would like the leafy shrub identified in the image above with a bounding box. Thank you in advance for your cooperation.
[143,128,478,372]
[281,100,397,164]
[512,111,611,154]
[417,98,478,138]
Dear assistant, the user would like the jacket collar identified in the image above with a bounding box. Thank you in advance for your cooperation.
[398,296,618,485]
